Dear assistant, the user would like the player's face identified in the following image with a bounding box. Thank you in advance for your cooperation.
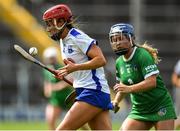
[110,34,131,52]
[44,18,65,36]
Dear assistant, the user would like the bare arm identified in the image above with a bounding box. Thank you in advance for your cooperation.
[114,75,157,93]
[130,75,157,93]
[113,91,127,104]
[75,44,106,70]
[172,72,180,88]
[51,80,72,91]
[56,44,106,77]
[43,81,52,98]
[44,76,73,97]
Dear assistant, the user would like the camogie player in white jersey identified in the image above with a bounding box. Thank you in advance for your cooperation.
[43,4,113,130]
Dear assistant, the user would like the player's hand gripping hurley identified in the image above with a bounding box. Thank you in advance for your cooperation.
[14,45,120,111]
[14,44,72,86]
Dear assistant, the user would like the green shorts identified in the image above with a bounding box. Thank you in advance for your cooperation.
[49,87,73,109]
[128,106,177,122]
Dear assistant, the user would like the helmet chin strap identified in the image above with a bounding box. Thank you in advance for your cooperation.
[114,48,129,56]
[50,19,67,41]
[129,34,133,47]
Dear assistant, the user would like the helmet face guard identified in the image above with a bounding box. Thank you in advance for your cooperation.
[46,19,67,41]
[45,19,67,41]
[109,23,135,56]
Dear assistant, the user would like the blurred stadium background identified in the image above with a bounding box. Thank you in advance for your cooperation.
[0,0,180,130]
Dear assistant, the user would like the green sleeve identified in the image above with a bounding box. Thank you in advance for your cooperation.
[43,64,61,83]
[138,49,159,79]
[43,69,50,82]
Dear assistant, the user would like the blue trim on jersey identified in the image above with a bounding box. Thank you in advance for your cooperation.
[87,56,102,91]
[86,40,96,55]
[70,28,81,37]
[75,88,113,110]
[86,40,102,91]
[92,69,102,90]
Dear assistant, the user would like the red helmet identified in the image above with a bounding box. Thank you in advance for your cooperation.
[43,4,72,22]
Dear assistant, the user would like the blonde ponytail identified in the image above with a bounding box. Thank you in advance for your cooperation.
[136,41,161,64]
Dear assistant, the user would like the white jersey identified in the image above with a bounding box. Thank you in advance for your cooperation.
[60,28,110,94]
[174,60,180,115]
[174,60,180,75]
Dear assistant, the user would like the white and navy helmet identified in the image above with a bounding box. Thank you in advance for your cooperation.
[109,23,134,38]
[109,23,135,56]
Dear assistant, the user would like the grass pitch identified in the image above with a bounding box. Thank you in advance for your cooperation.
[0,121,179,130]
[0,121,120,130]
[0,121,47,130]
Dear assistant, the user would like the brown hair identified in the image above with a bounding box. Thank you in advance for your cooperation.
[66,16,80,29]
[135,41,161,64]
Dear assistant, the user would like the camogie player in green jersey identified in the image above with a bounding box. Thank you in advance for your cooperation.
[109,23,177,130]
[42,47,73,130]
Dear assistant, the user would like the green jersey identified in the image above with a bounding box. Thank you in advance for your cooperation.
[43,64,61,83]
[116,47,176,121]
[43,64,73,109]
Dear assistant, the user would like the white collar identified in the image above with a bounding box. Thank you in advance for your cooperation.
[62,28,74,42]
[123,46,137,62]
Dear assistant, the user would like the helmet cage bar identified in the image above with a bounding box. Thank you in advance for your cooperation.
[109,32,123,43]
[44,19,54,26]
[109,32,133,52]
[109,31,132,43]
[44,18,68,37]
[128,34,133,47]
[44,19,55,32]
[53,18,67,31]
